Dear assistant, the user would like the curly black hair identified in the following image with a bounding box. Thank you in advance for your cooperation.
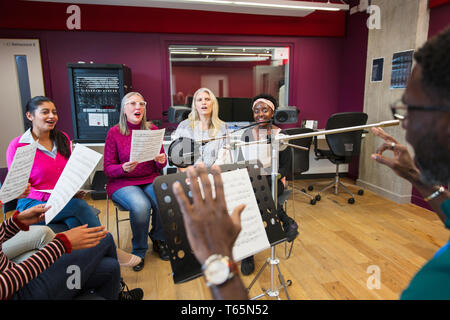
[414,27,450,103]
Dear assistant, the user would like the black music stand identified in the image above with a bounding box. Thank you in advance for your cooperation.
[152,164,286,284]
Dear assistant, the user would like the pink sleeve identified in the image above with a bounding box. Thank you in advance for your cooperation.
[6,137,20,170]
[103,128,125,178]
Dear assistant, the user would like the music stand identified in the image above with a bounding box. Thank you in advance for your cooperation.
[152,163,286,284]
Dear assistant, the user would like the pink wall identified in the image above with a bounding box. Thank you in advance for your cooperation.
[0,29,346,139]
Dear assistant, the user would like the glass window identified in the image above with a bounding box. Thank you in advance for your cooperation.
[169,45,290,123]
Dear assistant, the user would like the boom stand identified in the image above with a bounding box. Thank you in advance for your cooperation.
[246,131,292,300]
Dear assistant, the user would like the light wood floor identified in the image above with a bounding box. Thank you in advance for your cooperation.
[5,178,449,300]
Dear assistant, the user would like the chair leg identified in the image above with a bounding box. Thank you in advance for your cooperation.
[106,196,109,231]
[116,207,120,249]
[338,180,355,198]
[317,180,336,196]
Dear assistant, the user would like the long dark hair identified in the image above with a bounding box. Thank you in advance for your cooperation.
[25,96,71,159]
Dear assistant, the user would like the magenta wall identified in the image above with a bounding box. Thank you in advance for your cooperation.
[0,29,347,139]
[429,2,450,37]
[337,10,369,180]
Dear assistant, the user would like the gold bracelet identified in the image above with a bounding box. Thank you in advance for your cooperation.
[424,186,445,202]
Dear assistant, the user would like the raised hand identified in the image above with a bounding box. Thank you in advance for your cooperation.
[172,164,246,265]
[371,127,421,183]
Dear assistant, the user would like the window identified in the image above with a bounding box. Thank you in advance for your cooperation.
[169,45,290,122]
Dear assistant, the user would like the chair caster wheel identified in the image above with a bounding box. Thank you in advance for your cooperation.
[310,199,316,205]
[357,189,364,196]
[315,195,321,201]
[308,186,314,191]
[348,198,355,204]
[301,188,307,193]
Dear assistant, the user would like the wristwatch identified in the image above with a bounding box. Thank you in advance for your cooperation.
[202,254,236,287]
[424,186,445,202]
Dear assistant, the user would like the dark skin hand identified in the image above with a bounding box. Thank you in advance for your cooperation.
[371,127,449,224]
[172,164,249,300]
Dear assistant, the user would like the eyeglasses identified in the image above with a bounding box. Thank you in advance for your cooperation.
[126,101,147,108]
[390,100,450,120]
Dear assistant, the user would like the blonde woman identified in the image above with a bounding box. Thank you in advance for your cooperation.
[173,88,230,168]
[104,92,168,271]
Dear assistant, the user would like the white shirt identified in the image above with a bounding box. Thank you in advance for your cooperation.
[19,128,57,159]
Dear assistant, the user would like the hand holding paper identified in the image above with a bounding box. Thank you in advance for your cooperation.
[45,144,102,224]
[0,143,37,204]
[130,129,165,163]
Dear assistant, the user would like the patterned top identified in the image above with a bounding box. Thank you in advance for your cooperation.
[0,212,70,300]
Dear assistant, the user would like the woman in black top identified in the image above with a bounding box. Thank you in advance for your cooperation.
[239,94,299,276]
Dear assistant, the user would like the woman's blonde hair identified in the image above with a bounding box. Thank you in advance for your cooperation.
[118,92,151,135]
[188,88,224,137]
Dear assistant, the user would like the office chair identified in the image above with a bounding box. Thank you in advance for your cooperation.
[282,127,316,205]
[312,112,367,204]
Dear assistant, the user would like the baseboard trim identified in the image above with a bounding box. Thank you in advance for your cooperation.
[356,179,411,204]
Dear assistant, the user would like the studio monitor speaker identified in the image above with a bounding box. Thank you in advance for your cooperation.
[274,106,299,124]
[168,106,191,123]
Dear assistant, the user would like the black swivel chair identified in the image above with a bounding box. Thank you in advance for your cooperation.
[282,127,316,205]
[312,112,367,204]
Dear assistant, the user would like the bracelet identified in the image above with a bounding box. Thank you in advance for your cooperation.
[424,186,445,202]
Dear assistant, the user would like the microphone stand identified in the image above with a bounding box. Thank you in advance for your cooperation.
[246,119,400,300]
[245,120,292,300]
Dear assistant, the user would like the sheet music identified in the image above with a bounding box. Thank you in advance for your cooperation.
[0,143,37,204]
[45,144,102,224]
[198,168,270,261]
[130,129,165,163]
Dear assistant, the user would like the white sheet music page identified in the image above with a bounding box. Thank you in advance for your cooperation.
[45,144,102,224]
[220,168,270,261]
[0,142,37,204]
[129,129,165,163]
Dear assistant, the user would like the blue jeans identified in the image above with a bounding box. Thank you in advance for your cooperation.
[17,197,101,229]
[11,233,120,300]
[111,183,165,259]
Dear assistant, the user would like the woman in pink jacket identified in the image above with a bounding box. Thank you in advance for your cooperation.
[104,92,168,272]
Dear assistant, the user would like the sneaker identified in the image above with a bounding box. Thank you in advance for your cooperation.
[152,240,170,261]
[118,279,144,300]
[282,216,299,242]
[240,256,255,276]
[278,209,299,242]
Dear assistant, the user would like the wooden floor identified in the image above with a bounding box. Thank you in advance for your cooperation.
[5,178,450,300]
